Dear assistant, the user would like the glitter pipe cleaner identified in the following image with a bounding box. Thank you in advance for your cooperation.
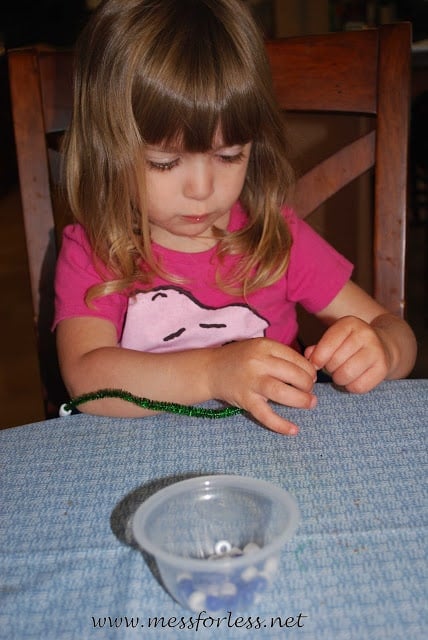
[59,388,244,419]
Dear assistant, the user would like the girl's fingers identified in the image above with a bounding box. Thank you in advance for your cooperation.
[268,356,317,391]
[303,344,316,363]
[307,319,383,374]
[258,375,317,409]
[246,398,301,436]
[271,343,317,382]
[244,383,317,435]
[332,352,387,393]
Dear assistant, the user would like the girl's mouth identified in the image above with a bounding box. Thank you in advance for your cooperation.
[181,214,209,223]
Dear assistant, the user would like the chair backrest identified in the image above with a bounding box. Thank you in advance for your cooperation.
[265,22,411,318]
[8,47,74,417]
[8,24,411,416]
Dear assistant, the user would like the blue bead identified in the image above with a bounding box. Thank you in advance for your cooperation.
[237,578,256,594]
[177,577,194,598]
[237,574,269,596]
[206,594,239,612]
[249,575,269,592]
[236,587,255,607]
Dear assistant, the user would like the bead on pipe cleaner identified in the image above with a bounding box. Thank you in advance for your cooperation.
[59,388,244,419]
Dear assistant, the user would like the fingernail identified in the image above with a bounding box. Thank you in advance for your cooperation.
[309,395,317,409]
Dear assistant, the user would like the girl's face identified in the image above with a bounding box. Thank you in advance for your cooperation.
[143,136,252,252]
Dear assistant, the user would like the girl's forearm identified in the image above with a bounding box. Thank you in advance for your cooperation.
[62,346,218,417]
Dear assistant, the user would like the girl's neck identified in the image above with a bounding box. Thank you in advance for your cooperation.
[151,230,218,253]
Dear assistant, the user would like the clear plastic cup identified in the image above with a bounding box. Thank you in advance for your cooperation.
[131,474,300,612]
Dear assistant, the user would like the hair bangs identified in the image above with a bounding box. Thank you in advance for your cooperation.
[131,3,263,151]
[135,83,262,152]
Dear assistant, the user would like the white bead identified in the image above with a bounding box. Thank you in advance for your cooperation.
[214,539,232,555]
[243,542,260,555]
[176,571,192,582]
[240,566,259,582]
[188,590,205,611]
[259,570,273,585]
[219,581,237,596]
[264,555,279,576]
[59,404,73,417]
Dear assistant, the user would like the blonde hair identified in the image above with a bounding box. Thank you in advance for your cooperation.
[64,0,294,301]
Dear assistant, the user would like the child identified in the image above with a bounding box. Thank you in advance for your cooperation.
[54,0,417,435]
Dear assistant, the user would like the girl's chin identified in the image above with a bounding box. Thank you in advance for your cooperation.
[150,225,218,251]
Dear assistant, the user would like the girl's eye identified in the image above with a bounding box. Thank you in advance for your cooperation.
[218,151,245,164]
[147,158,180,172]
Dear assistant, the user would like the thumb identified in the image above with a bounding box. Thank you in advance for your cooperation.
[304,344,317,363]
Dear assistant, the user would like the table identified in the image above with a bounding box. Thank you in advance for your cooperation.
[1,380,427,640]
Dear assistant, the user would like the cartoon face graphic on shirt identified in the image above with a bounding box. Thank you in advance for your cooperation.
[120,286,269,352]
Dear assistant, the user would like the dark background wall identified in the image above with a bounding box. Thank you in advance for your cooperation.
[1,1,89,48]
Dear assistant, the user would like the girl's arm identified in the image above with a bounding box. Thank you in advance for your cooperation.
[306,280,417,392]
[56,317,317,435]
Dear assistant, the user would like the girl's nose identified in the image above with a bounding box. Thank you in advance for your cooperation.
[183,158,214,201]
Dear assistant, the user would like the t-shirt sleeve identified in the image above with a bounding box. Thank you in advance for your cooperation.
[285,208,354,313]
[53,224,128,340]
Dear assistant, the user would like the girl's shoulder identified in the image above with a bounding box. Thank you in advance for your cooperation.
[61,222,91,252]
[281,205,300,227]
[59,223,114,279]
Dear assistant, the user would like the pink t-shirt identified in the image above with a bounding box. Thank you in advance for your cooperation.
[54,203,353,351]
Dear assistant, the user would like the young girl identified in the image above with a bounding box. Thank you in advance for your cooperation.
[54,0,417,435]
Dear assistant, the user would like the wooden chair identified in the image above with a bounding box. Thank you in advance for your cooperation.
[266,22,411,319]
[7,24,411,417]
[8,47,74,417]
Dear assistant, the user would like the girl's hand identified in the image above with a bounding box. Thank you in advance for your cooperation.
[307,280,417,391]
[208,338,317,436]
[304,316,390,393]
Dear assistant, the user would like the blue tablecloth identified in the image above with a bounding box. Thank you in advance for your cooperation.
[1,380,427,639]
